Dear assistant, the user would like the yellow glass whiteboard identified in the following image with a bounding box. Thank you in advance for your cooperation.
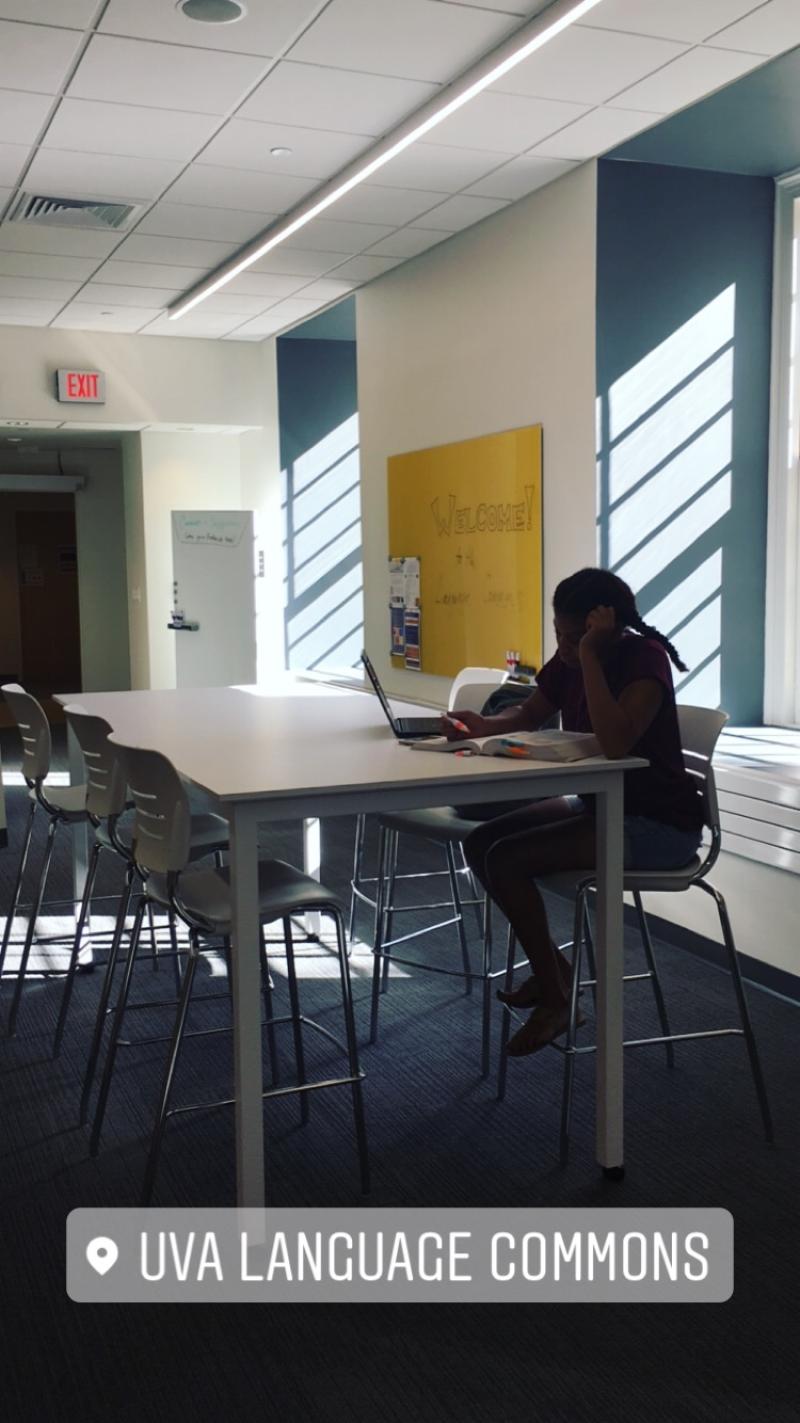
[388,425,543,678]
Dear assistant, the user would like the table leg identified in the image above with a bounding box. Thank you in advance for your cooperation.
[229,802,266,1207]
[594,773,625,1178]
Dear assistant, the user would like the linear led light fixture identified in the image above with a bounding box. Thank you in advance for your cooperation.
[169,0,604,320]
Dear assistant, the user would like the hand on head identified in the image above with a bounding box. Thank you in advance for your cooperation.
[579,604,618,657]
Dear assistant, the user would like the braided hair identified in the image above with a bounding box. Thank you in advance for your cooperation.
[552,568,688,673]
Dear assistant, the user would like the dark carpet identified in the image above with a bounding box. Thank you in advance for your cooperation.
[1,729,798,1423]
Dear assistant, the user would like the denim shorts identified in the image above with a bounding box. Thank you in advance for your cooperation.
[621,815,702,871]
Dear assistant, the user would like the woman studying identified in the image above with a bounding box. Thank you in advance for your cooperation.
[448,568,704,1057]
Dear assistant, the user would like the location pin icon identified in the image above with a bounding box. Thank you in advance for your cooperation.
[86,1236,119,1276]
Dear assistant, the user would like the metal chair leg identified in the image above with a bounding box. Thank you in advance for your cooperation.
[80,869,135,1126]
[369,825,389,1045]
[168,912,182,995]
[0,799,36,978]
[331,907,370,1193]
[260,933,280,1086]
[380,828,400,992]
[348,813,366,945]
[462,844,485,936]
[7,815,58,1037]
[699,880,774,1143]
[283,915,309,1125]
[52,838,101,1057]
[446,839,473,996]
[148,901,159,972]
[633,889,674,1069]
[141,932,200,1205]
[480,896,493,1079]
[582,904,598,1012]
[90,899,146,1156]
[496,925,516,1102]
[559,889,587,1165]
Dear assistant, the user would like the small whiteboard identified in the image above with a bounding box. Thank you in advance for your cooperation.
[171,510,256,688]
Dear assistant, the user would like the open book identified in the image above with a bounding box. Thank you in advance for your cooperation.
[407,729,601,761]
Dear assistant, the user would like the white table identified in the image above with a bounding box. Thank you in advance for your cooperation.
[57,679,645,1205]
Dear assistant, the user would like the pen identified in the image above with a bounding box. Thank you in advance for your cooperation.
[446,717,470,733]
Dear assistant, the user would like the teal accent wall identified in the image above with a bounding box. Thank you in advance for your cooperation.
[596,159,774,724]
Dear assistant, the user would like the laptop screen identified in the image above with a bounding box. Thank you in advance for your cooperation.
[361,650,399,731]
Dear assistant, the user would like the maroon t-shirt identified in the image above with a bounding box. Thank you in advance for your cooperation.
[535,634,704,831]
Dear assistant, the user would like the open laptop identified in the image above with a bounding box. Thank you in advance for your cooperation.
[361,650,443,739]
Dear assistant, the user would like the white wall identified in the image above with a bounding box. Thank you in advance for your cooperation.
[0,325,266,429]
[356,162,598,705]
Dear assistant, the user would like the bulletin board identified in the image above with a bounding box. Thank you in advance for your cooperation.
[387,425,543,679]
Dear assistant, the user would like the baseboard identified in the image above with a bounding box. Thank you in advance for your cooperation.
[629,905,800,1005]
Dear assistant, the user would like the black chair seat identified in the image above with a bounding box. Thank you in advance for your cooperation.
[148,858,340,931]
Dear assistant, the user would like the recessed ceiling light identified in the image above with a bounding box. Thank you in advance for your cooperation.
[7,436,22,443]
[270,147,293,159]
[176,0,247,22]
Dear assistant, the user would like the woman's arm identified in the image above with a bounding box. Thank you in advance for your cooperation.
[443,687,556,740]
[579,606,663,757]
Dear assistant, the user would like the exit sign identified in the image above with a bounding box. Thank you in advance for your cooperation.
[56,369,106,403]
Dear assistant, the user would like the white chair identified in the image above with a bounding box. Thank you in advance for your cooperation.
[89,738,368,1204]
[497,705,774,1162]
[352,667,516,1076]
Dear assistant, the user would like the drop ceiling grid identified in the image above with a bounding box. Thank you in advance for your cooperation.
[0,0,793,341]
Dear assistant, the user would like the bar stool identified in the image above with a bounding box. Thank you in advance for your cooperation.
[90,738,368,1204]
[1,684,90,1036]
[497,706,774,1162]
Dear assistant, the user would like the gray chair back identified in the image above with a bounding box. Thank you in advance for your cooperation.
[677,704,728,873]
[108,737,191,876]
[2,683,51,786]
[64,705,128,821]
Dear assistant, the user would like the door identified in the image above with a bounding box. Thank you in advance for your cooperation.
[15,508,82,696]
[171,510,257,688]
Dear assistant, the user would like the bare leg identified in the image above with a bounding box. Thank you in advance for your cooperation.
[464,804,597,1054]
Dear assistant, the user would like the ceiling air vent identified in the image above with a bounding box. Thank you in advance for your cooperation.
[7,192,141,232]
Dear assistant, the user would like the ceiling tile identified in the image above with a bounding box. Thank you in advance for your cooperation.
[193,291,278,316]
[240,60,438,136]
[97,259,209,288]
[0,250,98,279]
[366,227,450,258]
[426,90,591,152]
[0,88,52,143]
[298,277,358,299]
[330,253,401,279]
[532,106,658,159]
[270,217,395,253]
[223,313,288,339]
[112,233,236,267]
[52,301,164,331]
[0,295,64,324]
[415,193,509,231]
[99,0,319,56]
[255,296,327,322]
[249,248,347,276]
[226,270,312,297]
[0,143,28,187]
[25,149,182,201]
[608,45,767,114]
[197,118,369,180]
[324,184,447,226]
[140,309,244,338]
[288,0,519,83]
[0,273,78,300]
[136,202,269,244]
[465,153,578,199]
[42,98,219,163]
[370,141,510,192]
[0,186,11,210]
[0,223,120,257]
[68,34,266,114]
[709,0,800,54]
[582,1,766,43]
[494,25,688,104]
[0,20,82,94]
[80,281,180,307]
[166,163,313,214]
[427,0,531,10]
[0,2,96,23]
